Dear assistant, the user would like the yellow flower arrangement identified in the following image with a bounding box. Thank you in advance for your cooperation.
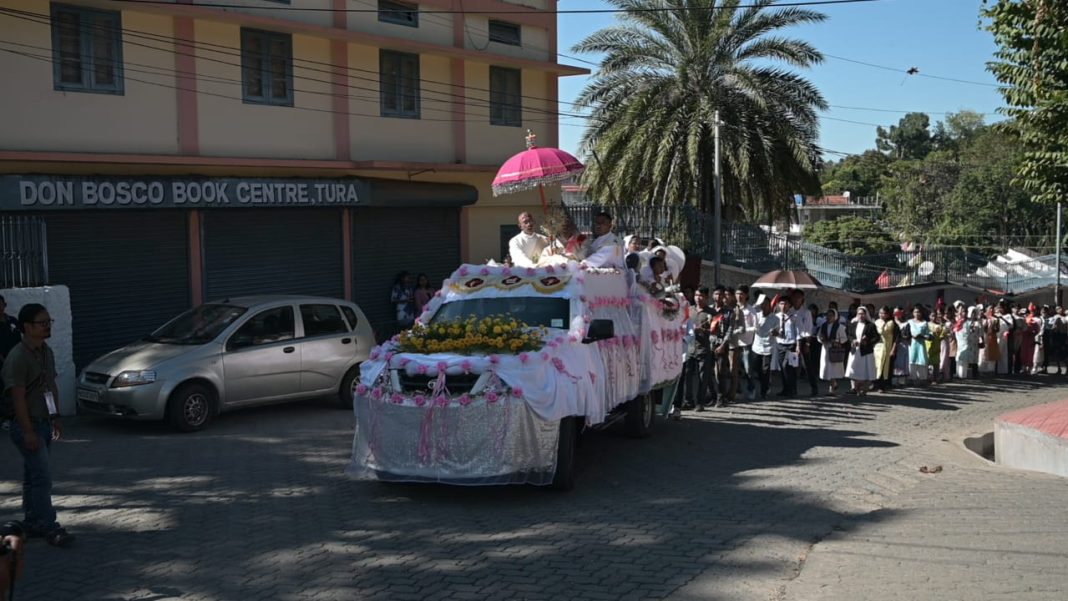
[396,315,545,355]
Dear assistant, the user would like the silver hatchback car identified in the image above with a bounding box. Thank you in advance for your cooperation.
[76,295,374,431]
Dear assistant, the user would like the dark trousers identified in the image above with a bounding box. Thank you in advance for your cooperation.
[749,350,772,399]
[688,354,717,407]
[803,338,820,393]
[778,344,798,394]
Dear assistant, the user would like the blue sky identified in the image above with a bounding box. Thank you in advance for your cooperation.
[554,0,1003,158]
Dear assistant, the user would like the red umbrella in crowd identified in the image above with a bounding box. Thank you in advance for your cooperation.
[753,269,823,290]
[492,130,584,210]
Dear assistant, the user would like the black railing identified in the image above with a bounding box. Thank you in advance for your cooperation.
[0,216,48,288]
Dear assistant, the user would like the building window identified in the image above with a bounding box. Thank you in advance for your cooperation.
[241,28,293,106]
[489,66,522,127]
[50,3,124,94]
[380,50,420,119]
[488,20,521,46]
[378,0,418,27]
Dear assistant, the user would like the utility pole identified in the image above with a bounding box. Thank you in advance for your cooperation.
[713,109,723,286]
[1056,202,1063,306]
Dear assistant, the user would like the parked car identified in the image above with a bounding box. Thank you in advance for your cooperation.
[76,295,374,431]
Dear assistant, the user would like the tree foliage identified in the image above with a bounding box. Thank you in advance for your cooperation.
[804,215,896,255]
[573,0,826,226]
[875,112,932,160]
[820,150,892,197]
[984,0,1068,204]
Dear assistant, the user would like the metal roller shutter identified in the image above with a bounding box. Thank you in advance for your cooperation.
[44,211,190,368]
[204,209,343,300]
[352,207,460,338]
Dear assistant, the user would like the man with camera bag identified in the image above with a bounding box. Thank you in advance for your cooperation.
[2,303,74,548]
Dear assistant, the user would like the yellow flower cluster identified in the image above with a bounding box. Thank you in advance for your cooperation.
[397,315,545,355]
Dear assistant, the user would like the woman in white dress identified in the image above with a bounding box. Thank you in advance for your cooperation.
[817,308,848,394]
[846,307,879,395]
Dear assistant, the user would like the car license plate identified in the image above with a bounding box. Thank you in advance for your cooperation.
[77,389,99,403]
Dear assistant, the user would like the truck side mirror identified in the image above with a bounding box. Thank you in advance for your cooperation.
[583,319,614,343]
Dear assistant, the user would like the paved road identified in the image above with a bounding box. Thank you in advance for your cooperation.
[2,376,1067,601]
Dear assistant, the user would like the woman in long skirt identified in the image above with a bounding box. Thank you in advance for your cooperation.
[893,307,911,385]
[873,306,898,390]
[927,309,946,383]
[982,311,1001,374]
[817,308,848,394]
[1020,308,1039,374]
[907,305,932,384]
[847,307,879,395]
[955,307,982,379]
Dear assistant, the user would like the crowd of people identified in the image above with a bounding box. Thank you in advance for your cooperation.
[669,286,1068,420]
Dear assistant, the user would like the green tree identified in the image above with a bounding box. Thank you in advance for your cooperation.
[931,110,987,154]
[985,0,1068,204]
[875,112,933,160]
[934,125,1057,254]
[573,0,826,227]
[880,151,961,241]
[820,150,892,197]
[804,215,896,255]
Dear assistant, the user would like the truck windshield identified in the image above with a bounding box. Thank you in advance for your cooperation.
[431,297,571,329]
[144,304,248,345]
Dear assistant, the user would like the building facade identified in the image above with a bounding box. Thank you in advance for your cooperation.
[0,0,585,367]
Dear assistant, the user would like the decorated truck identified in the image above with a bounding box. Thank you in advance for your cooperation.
[346,261,686,490]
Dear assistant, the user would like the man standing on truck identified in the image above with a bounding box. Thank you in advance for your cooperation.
[508,212,549,268]
[583,212,623,268]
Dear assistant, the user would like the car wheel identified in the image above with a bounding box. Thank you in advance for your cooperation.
[549,416,579,491]
[167,383,214,432]
[338,364,360,409]
[624,391,655,439]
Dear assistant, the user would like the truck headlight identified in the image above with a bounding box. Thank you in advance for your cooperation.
[111,370,157,388]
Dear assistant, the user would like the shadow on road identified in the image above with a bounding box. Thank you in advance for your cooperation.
[5,377,1045,600]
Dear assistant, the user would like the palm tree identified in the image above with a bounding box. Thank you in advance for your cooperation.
[573,0,827,227]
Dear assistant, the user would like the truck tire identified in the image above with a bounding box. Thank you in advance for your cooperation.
[550,417,579,491]
[624,391,656,439]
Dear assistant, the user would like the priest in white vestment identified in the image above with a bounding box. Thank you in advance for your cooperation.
[508,211,548,267]
[582,211,624,268]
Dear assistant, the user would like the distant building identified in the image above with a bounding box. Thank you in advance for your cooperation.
[791,193,881,233]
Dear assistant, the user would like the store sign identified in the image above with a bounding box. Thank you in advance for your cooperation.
[0,175,367,210]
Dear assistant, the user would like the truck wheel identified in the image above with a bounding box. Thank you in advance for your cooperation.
[167,383,214,432]
[624,392,655,439]
[338,364,360,409]
[550,417,578,491]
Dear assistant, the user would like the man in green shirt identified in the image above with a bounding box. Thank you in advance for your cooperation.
[3,303,73,548]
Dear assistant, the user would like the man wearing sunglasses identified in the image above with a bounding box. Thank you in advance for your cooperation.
[2,303,74,548]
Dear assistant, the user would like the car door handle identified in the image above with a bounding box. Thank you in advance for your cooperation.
[283,346,295,353]
[341,338,352,344]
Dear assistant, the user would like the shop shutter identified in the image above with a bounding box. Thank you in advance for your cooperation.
[352,207,460,338]
[204,209,343,301]
[43,211,190,368]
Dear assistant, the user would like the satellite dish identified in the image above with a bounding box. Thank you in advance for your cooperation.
[918,261,935,277]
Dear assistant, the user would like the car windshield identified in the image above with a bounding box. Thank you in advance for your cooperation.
[144,304,248,345]
[430,297,571,329]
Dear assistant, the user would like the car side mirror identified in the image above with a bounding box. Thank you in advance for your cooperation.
[583,319,614,343]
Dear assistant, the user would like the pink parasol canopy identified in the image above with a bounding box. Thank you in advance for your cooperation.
[492,130,585,197]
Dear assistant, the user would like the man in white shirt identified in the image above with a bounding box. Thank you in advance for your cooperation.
[508,212,548,268]
[735,285,758,400]
[751,293,779,400]
[582,212,623,268]
[776,297,802,396]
